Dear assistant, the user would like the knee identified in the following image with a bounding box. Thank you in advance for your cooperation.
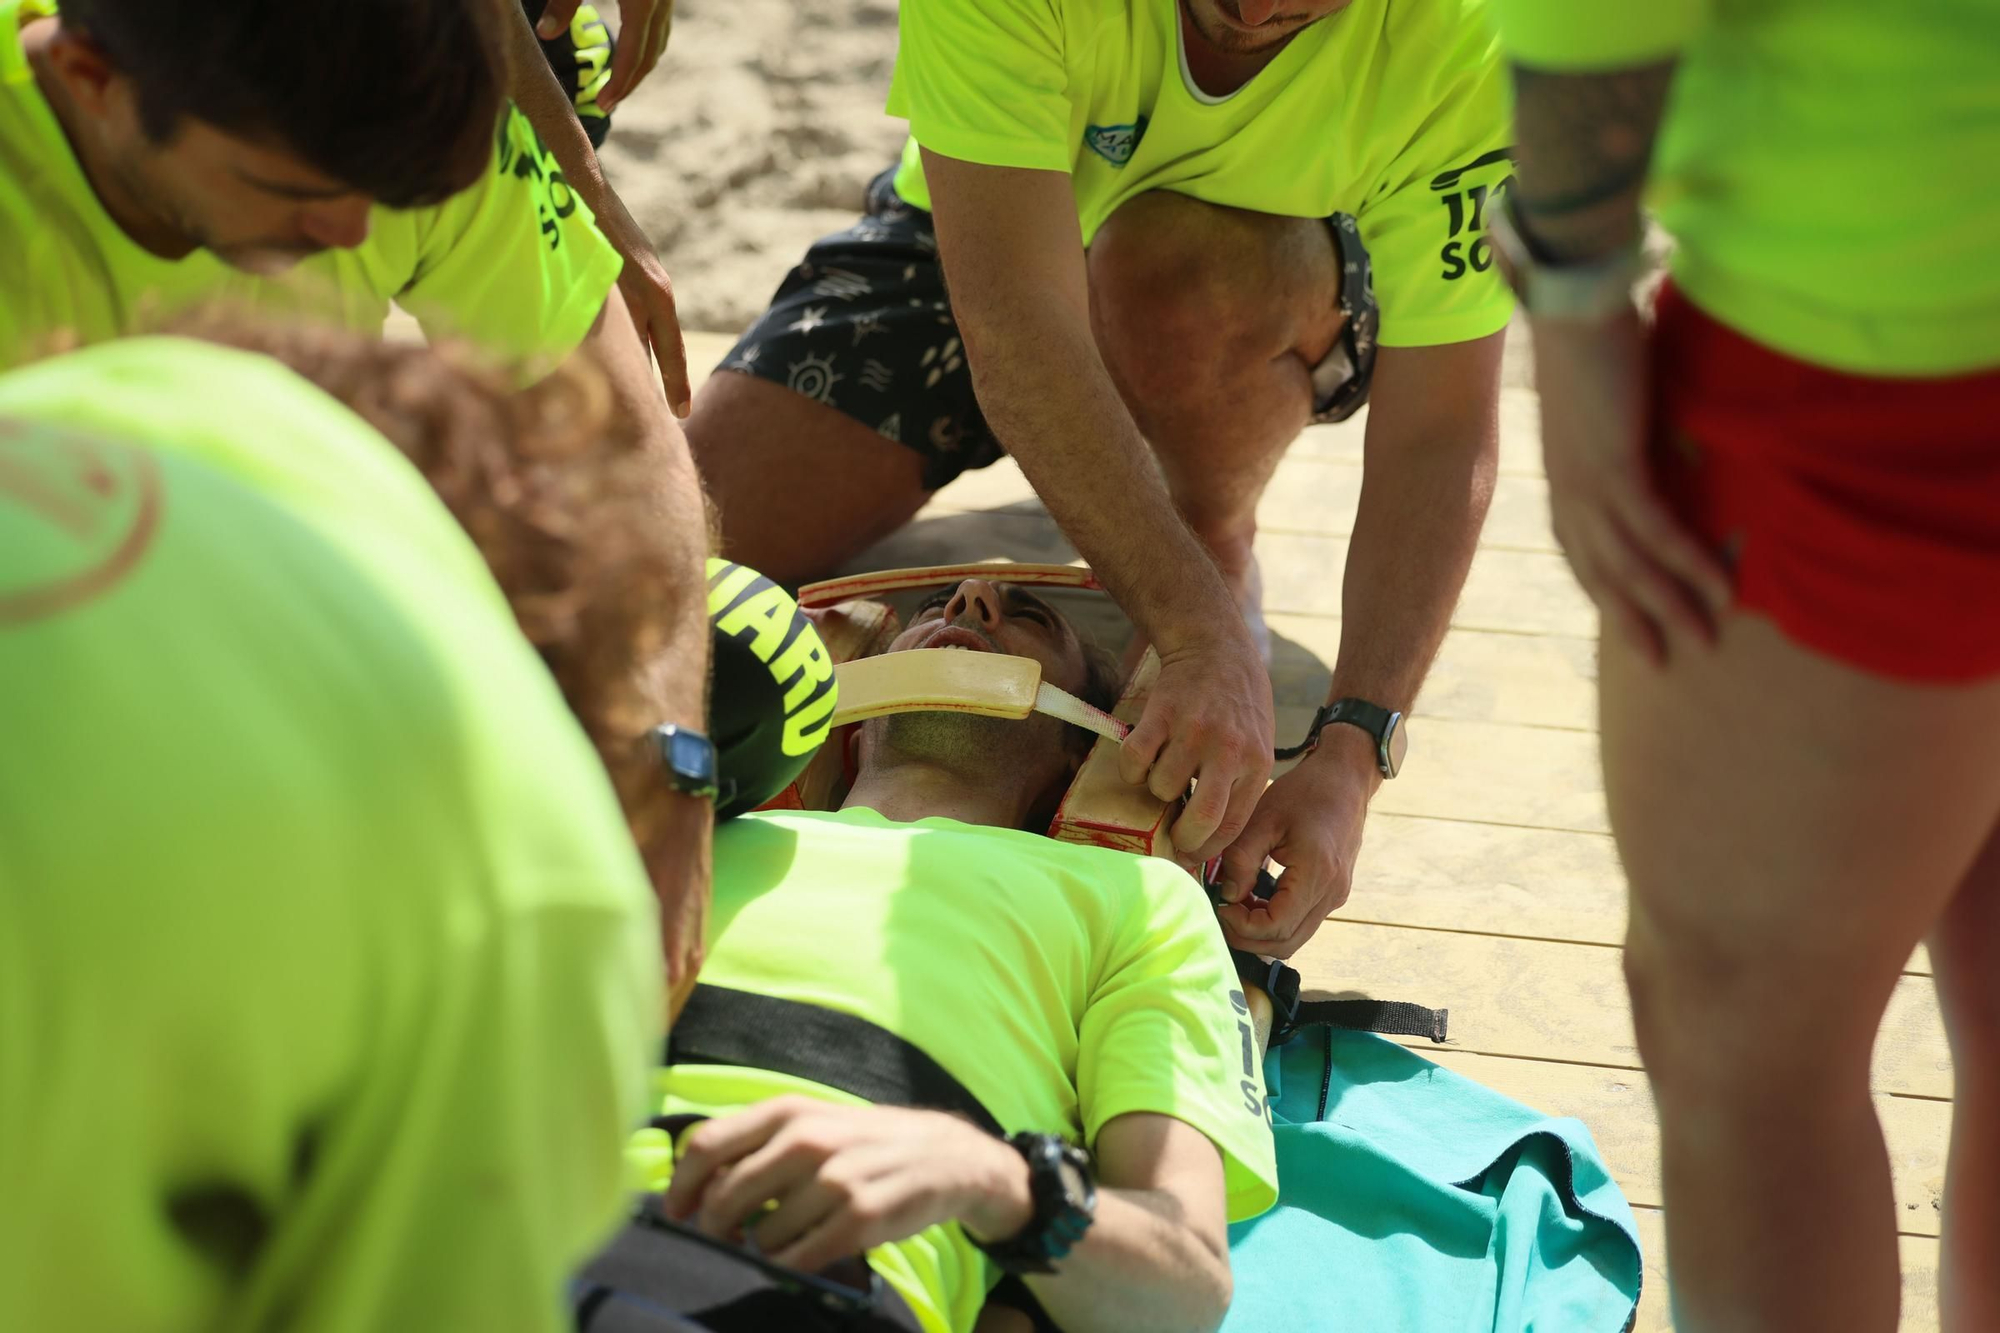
[1622,907,1848,1101]
[1087,197,1281,400]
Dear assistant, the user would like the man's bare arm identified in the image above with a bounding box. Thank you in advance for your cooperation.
[1006,1113,1234,1333]
[506,3,693,414]
[1329,335,1502,716]
[1508,61,1676,262]
[569,285,714,1014]
[1214,334,1502,949]
[921,150,1274,858]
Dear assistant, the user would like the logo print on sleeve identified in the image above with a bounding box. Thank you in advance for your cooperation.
[1430,147,1516,282]
[494,111,580,252]
[1229,989,1270,1120]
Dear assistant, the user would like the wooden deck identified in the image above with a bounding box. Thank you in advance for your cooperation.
[682,330,1953,1331]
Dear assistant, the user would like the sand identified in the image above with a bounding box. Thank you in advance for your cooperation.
[596,0,908,338]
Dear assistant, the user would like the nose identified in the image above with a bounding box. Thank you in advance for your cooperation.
[942,578,1005,631]
[297,197,373,251]
[1235,0,1282,22]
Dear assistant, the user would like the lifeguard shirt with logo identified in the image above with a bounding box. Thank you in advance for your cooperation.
[631,807,1280,1333]
[0,338,659,1332]
[886,0,1514,349]
[0,0,622,372]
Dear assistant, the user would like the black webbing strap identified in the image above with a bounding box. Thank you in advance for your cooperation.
[1231,950,1450,1046]
[667,985,1005,1137]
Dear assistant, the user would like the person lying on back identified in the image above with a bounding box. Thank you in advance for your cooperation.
[610,578,1279,1333]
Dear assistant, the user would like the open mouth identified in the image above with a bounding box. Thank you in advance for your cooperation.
[919,624,995,653]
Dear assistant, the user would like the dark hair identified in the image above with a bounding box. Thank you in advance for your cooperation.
[61,0,507,208]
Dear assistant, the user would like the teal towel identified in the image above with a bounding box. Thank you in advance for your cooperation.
[1223,1030,1644,1333]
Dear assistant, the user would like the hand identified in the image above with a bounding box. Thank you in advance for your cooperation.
[597,194,693,418]
[639,791,712,1023]
[534,0,676,113]
[662,1098,1031,1273]
[1533,308,1731,665]
[1121,627,1275,861]
[1212,725,1374,957]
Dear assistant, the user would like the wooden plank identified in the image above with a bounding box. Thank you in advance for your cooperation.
[1268,617,1598,731]
[1358,717,1610,835]
[1290,920,1955,1099]
[1287,386,1548,478]
[1420,1050,1951,1238]
[1254,459,1559,553]
[1261,533,1596,636]
[1627,1207,1941,1332]
[1339,814,1628,943]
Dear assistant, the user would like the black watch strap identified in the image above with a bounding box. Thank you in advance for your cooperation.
[1275,697,1403,778]
[970,1133,1096,1275]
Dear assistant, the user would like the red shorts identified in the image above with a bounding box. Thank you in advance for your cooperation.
[1651,280,2000,681]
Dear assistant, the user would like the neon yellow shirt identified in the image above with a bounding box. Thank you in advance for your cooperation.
[1492,0,2000,375]
[0,0,623,372]
[885,0,1515,348]
[0,338,660,1332]
[630,807,1280,1333]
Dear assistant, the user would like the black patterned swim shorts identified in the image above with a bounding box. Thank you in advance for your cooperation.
[716,169,1380,492]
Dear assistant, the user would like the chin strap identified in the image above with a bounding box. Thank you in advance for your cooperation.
[1034,681,1129,743]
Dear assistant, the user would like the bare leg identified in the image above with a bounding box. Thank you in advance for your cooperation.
[1933,824,2000,1333]
[1602,616,2000,1333]
[685,370,931,585]
[1086,193,1344,643]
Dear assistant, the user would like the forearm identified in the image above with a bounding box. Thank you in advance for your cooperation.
[1329,423,1494,716]
[1025,1187,1231,1333]
[505,3,621,214]
[579,292,711,727]
[1507,61,1677,263]
[963,305,1241,652]
[956,1117,1232,1333]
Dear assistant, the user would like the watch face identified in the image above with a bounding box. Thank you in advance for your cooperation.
[1383,714,1409,779]
[670,727,717,782]
[1053,1145,1097,1211]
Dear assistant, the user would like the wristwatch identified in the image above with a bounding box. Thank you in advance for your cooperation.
[969,1133,1097,1275]
[1311,698,1408,780]
[648,723,720,801]
[1489,188,1644,322]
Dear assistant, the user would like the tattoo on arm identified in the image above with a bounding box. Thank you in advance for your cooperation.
[1508,60,1677,261]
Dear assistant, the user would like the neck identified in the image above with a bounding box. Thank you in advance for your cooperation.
[22,20,193,257]
[841,761,1033,832]
[1178,0,1293,97]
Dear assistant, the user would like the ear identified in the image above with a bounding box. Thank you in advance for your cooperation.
[43,25,124,120]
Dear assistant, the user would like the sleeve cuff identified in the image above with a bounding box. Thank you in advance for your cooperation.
[908,122,1073,177]
[532,233,626,380]
[1377,295,1516,349]
[1491,0,1705,69]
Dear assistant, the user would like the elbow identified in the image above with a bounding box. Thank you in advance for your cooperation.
[1195,1268,1234,1333]
[1182,1228,1235,1333]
